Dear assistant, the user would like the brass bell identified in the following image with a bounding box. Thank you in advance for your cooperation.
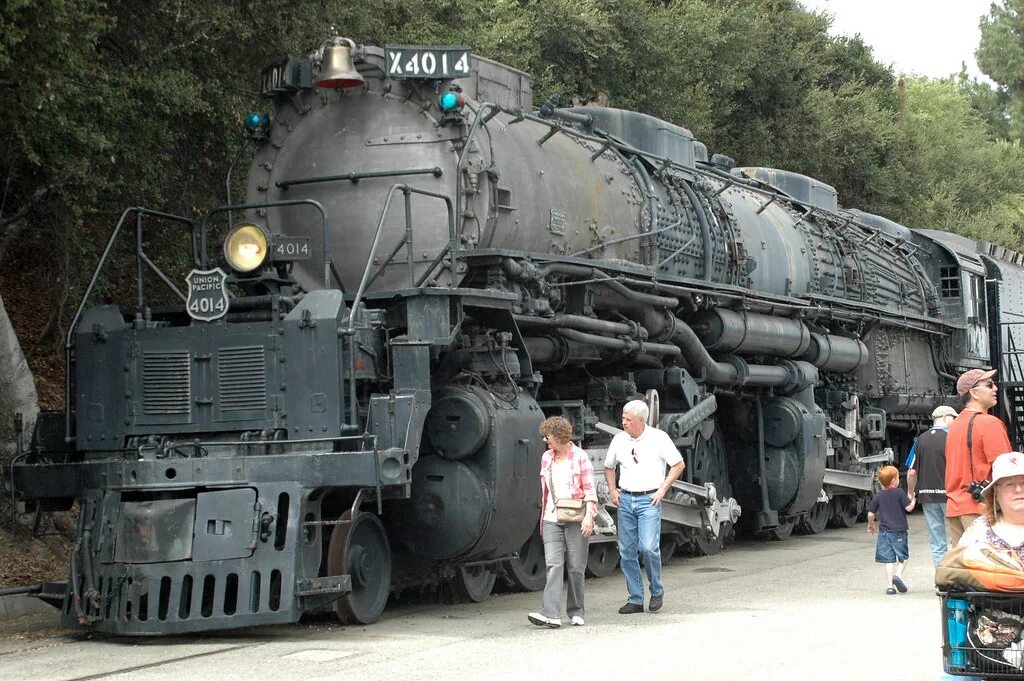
[315,37,365,89]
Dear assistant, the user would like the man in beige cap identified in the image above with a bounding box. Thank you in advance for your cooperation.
[906,405,957,566]
[945,368,1012,547]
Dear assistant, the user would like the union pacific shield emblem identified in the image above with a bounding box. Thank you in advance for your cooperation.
[186,268,229,322]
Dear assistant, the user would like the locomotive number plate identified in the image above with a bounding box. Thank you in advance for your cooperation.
[272,236,311,261]
[386,46,471,80]
[186,268,229,322]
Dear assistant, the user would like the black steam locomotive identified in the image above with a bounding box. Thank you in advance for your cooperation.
[12,38,1024,635]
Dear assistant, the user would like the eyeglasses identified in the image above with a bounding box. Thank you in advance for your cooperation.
[631,448,638,464]
[996,480,1024,492]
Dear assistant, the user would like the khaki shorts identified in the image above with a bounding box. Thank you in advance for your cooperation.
[946,514,980,548]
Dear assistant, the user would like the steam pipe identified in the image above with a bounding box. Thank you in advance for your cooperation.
[544,107,594,127]
[557,328,681,357]
[229,295,298,312]
[512,313,648,339]
[630,158,657,265]
[799,333,870,372]
[535,263,677,308]
[80,524,98,611]
[665,319,736,385]
[679,179,714,281]
[740,363,792,385]
[607,305,736,383]
[69,538,85,622]
[522,337,559,365]
[522,336,599,368]
[690,308,812,358]
[618,304,805,388]
[755,397,773,517]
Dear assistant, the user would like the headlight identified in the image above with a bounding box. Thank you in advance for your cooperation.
[224,223,269,273]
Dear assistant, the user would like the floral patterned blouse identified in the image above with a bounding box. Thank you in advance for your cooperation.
[964,516,1024,564]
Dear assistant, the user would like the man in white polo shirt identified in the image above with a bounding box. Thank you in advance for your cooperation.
[604,399,685,614]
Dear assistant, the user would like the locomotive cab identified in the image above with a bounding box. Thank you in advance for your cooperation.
[916,229,992,366]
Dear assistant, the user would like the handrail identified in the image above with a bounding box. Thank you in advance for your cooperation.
[64,207,197,445]
[199,199,330,288]
[276,166,443,189]
[345,183,455,430]
[347,184,456,333]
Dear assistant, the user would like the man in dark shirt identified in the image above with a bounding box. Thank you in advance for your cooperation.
[906,405,957,567]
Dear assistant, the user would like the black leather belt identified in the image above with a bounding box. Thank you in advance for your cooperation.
[619,488,657,495]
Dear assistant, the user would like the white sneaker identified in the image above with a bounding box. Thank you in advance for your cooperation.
[570,616,585,626]
[528,612,561,628]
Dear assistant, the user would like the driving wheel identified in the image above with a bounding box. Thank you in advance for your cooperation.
[585,542,620,578]
[691,428,733,499]
[798,502,830,534]
[758,516,796,541]
[449,565,497,603]
[660,535,680,565]
[829,496,861,528]
[691,526,726,556]
[504,527,546,591]
[688,427,732,556]
[328,510,392,625]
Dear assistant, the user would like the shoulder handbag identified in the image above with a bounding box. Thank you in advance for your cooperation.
[546,465,587,524]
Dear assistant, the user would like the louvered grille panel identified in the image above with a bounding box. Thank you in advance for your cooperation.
[142,352,190,415]
[218,346,266,411]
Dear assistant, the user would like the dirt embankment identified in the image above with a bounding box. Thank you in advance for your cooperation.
[0,519,70,586]
[0,235,73,588]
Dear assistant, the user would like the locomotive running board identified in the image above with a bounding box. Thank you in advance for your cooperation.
[822,468,875,491]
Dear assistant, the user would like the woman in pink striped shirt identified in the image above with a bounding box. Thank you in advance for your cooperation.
[527,416,598,628]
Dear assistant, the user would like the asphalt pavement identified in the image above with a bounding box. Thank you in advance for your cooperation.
[0,513,951,681]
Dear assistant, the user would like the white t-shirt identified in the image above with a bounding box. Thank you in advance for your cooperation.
[543,458,574,522]
[604,425,683,492]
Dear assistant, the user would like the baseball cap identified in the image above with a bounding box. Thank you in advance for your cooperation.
[982,452,1024,498]
[931,405,958,419]
[956,368,997,397]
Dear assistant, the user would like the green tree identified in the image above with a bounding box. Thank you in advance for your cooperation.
[977,0,1024,139]
[886,78,1024,247]
[3,0,1024,413]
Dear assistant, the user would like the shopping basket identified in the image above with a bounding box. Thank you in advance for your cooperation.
[940,589,1024,678]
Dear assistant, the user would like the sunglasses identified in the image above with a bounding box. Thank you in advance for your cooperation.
[631,448,638,464]
[973,380,996,390]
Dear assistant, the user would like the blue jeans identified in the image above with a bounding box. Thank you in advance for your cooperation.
[616,491,663,604]
[922,502,948,568]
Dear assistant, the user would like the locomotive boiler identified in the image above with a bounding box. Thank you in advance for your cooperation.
[12,36,1024,635]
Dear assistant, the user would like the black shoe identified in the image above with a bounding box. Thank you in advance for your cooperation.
[618,602,644,614]
[649,594,663,612]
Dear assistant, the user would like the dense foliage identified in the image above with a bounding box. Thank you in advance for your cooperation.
[2,0,1024,406]
[976,0,1024,140]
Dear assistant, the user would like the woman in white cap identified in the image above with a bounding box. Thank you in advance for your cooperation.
[959,451,1024,557]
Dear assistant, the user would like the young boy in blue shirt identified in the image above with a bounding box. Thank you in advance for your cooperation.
[867,465,916,594]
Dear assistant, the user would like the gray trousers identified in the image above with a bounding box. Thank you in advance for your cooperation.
[541,520,589,619]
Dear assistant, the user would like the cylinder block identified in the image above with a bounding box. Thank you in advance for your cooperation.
[425,388,491,460]
[763,398,803,448]
[395,456,489,560]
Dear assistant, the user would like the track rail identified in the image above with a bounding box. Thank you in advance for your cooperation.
[60,642,265,681]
